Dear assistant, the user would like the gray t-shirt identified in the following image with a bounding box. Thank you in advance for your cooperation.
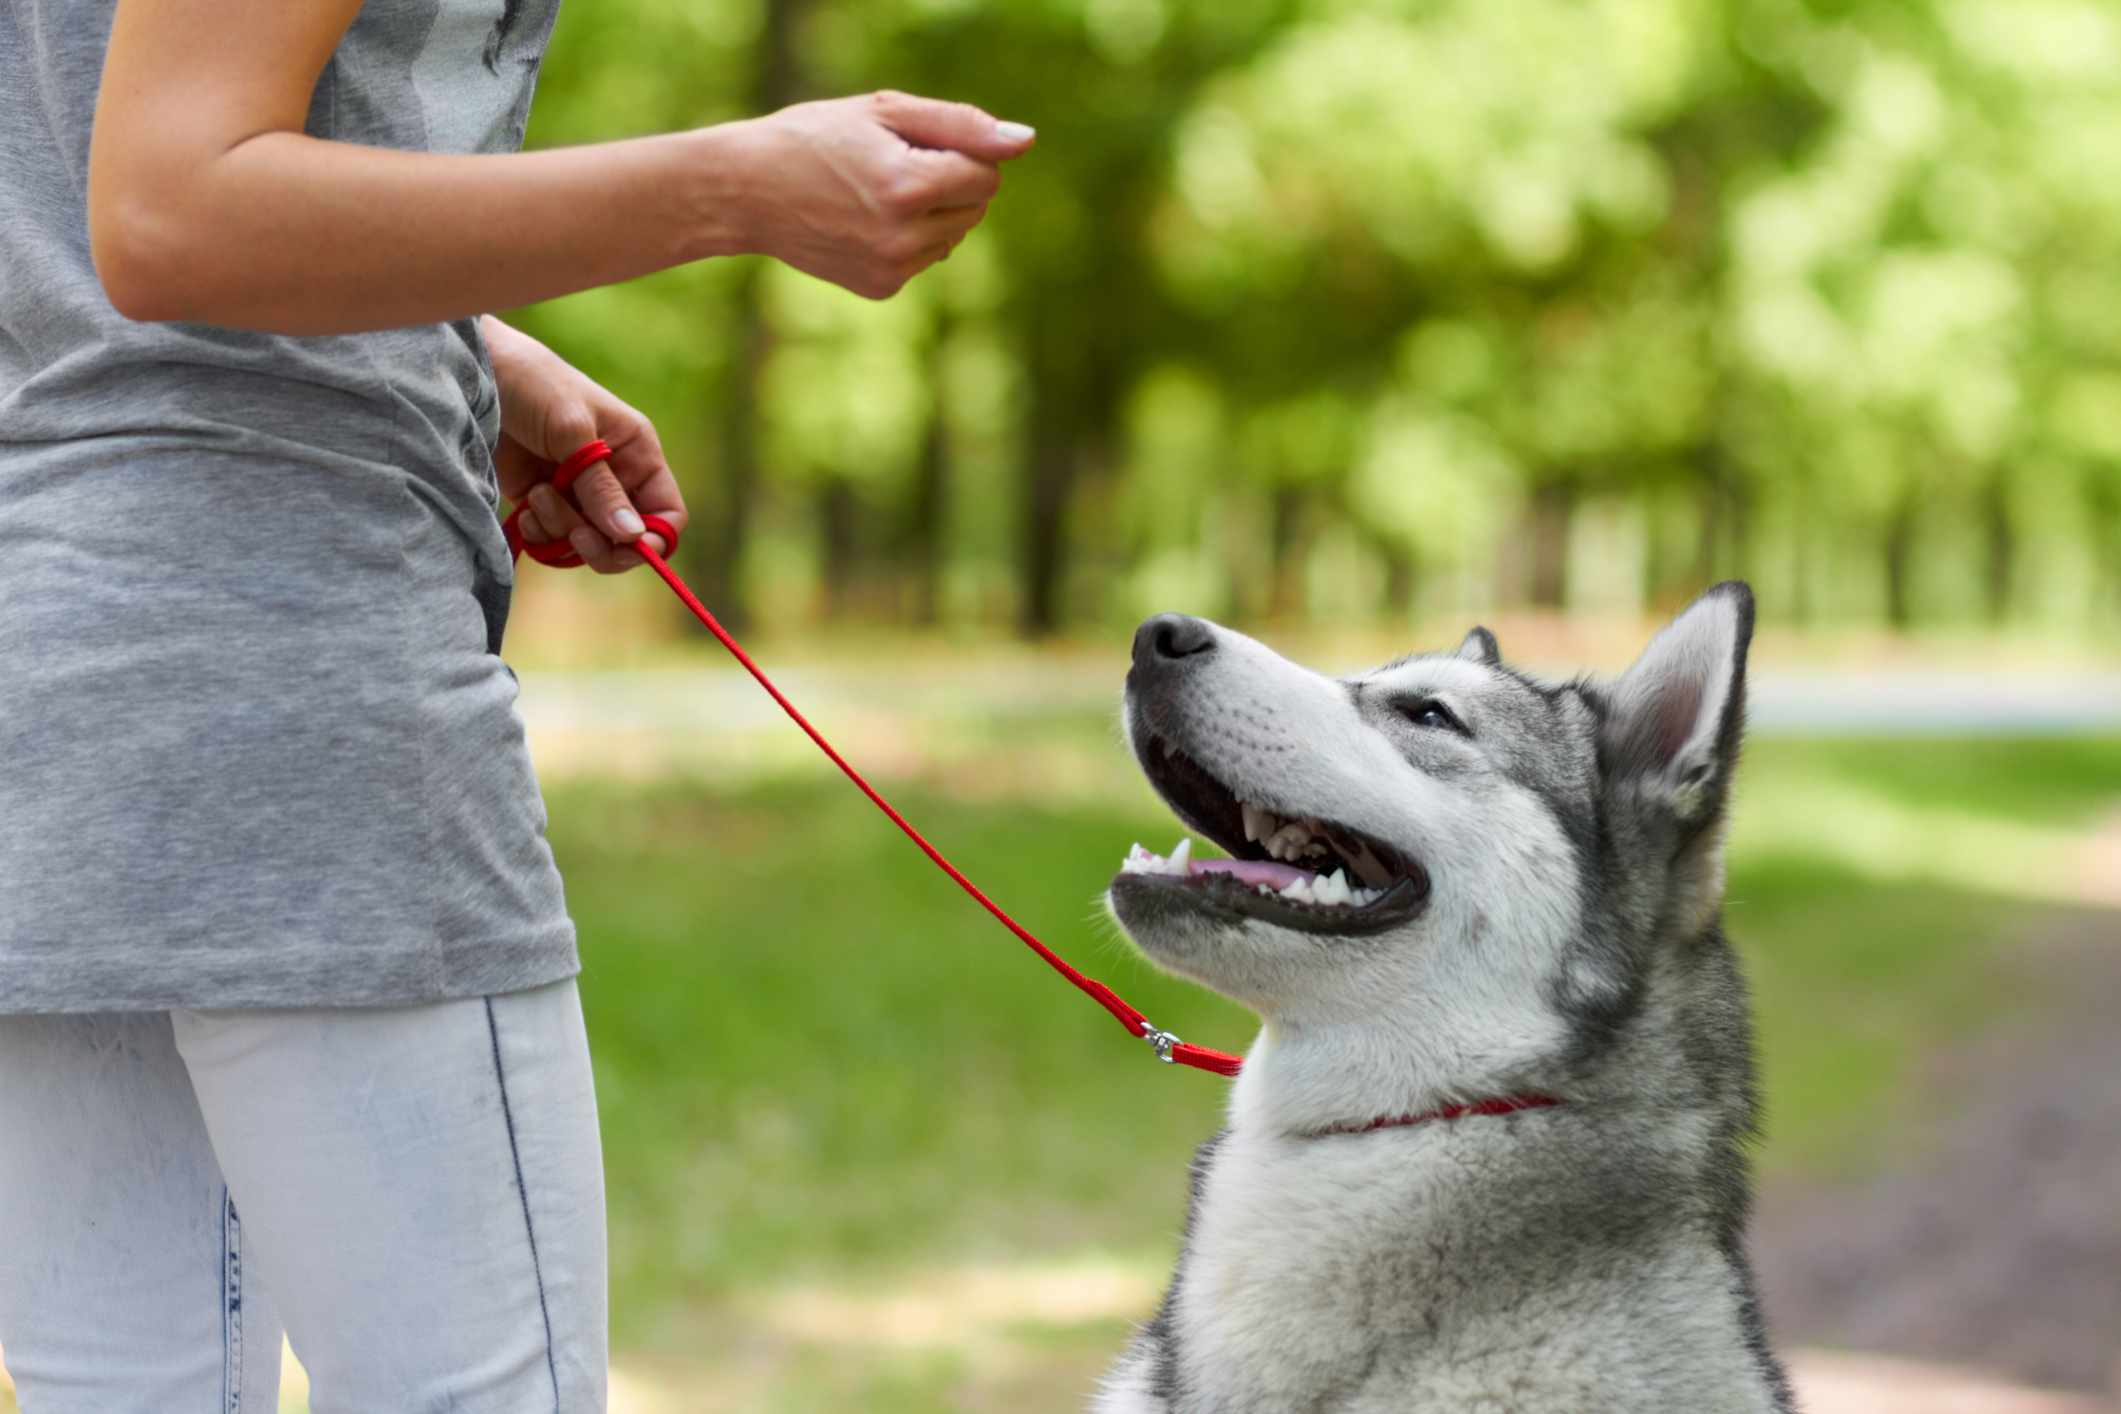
[0,0,579,1011]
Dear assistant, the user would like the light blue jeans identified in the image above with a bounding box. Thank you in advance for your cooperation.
[0,979,606,1413]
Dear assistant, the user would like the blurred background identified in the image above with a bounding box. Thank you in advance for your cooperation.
[506,0,2121,651]
[10,0,2117,1410]
[497,0,2121,1405]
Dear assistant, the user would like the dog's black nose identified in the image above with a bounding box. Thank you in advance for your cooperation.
[1133,613,1216,669]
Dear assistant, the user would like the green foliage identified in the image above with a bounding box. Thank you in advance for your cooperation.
[507,0,2121,637]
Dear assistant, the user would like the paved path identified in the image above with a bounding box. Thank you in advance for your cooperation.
[517,662,2121,740]
[1754,909,2121,1403]
[1788,1351,2112,1413]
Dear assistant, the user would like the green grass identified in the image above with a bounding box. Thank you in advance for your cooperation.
[6,733,2111,1412]
[555,775,1250,1349]
[543,730,2121,1359]
[1742,735,2121,829]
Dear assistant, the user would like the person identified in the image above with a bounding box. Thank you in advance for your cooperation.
[0,0,1033,1406]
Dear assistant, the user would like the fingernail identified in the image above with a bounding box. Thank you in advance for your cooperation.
[613,507,646,538]
[995,120,1035,143]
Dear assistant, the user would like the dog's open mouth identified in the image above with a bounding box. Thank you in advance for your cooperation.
[1111,737,1430,935]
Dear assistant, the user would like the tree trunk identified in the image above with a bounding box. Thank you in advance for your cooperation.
[901,326,952,627]
[1691,447,1750,589]
[1267,485,1309,620]
[1526,481,1574,610]
[701,0,807,632]
[1981,471,2013,624]
[1641,491,1672,608]
[1378,538,1417,622]
[2091,470,2121,621]
[704,269,768,632]
[1787,498,1814,627]
[1019,416,1073,638]
[1018,354,1110,638]
[818,477,860,619]
[1882,492,1918,630]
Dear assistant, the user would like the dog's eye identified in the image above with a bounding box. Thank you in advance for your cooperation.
[1397,698,1466,734]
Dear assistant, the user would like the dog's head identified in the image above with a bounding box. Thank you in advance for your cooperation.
[1107,582,1755,1108]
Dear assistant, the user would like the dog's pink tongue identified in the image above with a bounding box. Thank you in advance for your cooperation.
[1189,857,1315,889]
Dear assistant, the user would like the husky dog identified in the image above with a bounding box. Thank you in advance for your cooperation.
[1097,583,1793,1413]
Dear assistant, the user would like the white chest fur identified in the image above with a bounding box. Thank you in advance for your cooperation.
[1140,1122,1778,1414]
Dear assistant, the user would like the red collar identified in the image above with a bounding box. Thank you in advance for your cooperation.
[1312,1093,1562,1138]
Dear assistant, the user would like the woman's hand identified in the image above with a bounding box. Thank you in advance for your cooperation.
[738,91,1035,300]
[484,318,688,575]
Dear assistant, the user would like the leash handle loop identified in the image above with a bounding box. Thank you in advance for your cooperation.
[502,439,681,568]
[511,439,1244,1080]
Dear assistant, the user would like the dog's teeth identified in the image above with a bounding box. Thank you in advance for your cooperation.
[1167,837,1193,875]
[1265,823,1312,860]
[1279,876,1315,903]
[1320,869,1352,905]
[1241,802,1275,843]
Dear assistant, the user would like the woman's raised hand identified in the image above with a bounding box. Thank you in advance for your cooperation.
[735,91,1035,300]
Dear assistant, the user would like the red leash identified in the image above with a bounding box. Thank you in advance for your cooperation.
[505,440,1245,1078]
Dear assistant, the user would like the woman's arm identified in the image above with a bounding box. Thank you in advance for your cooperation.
[88,0,1031,334]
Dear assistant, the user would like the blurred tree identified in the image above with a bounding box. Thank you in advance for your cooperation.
[508,0,2121,641]
[845,0,1303,634]
[720,0,816,631]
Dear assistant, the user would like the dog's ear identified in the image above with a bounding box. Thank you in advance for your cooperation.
[1603,582,1753,829]
[1457,626,1501,666]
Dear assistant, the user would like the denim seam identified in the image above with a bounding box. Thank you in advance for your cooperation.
[221,1187,243,1414]
[487,996,563,1412]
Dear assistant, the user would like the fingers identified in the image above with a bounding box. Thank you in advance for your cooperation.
[618,453,688,559]
[844,205,983,299]
[753,90,1027,302]
[568,458,645,542]
[544,403,603,471]
[522,484,615,570]
[490,434,547,505]
[910,203,986,247]
[564,460,654,573]
[588,403,686,560]
[492,334,688,573]
[514,501,551,546]
[900,141,1002,208]
[509,416,685,572]
[514,471,631,572]
[870,90,1034,162]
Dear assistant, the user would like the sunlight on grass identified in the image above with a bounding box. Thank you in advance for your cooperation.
[1734,738,2121,908]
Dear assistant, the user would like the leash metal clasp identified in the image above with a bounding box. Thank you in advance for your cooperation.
[1141,1023,1182,1064]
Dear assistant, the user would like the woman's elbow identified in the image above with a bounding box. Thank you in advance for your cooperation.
[88,186,198,323]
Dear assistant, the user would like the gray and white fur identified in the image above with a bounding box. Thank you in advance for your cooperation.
[1097,582,1794,1413]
